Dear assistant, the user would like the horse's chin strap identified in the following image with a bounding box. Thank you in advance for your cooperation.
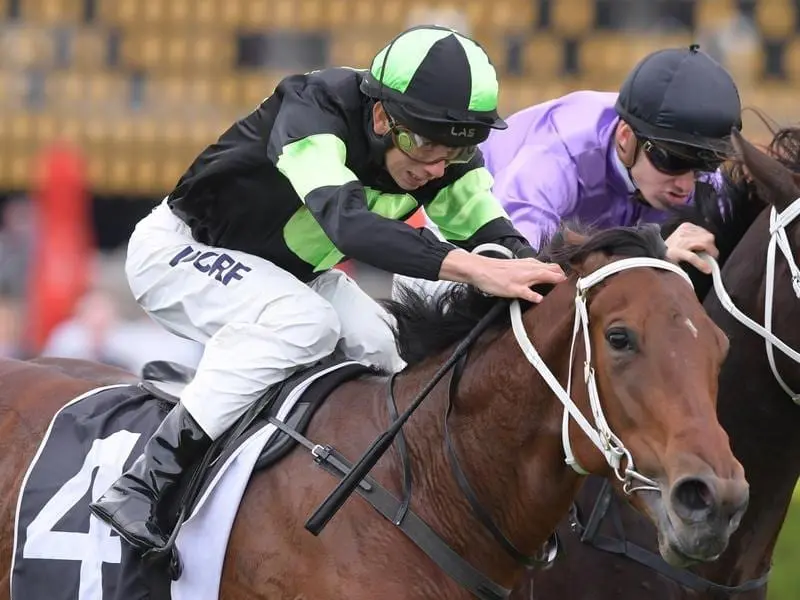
[508,256,693,496]
[700,196,800,404]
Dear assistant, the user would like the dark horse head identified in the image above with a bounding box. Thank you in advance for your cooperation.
[514,123,800,599]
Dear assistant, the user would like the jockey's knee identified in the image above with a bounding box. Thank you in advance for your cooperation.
[358,328,405,373]
[255,293,342,361]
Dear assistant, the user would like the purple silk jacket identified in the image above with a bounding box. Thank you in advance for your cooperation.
[481,90,679,249]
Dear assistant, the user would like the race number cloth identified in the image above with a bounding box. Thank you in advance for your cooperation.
[11,364,349,600]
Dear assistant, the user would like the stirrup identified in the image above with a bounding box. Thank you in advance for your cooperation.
[140,503,191,580]
[143,545,183,581]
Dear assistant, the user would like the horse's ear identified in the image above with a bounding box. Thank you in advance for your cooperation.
[562,227,588,247]
[570,253,608,278]
[554,227,603,276]
[732,127,800,212]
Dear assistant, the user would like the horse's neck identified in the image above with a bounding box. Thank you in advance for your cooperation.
[694,339,800,585]
[699,211,800,584]
[397,288,582,585]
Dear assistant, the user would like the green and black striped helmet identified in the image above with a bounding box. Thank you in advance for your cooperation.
[360,25,507,147]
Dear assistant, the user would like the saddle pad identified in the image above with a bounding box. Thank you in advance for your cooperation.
[11,360,359,600]
[11,384,165,600]
[170,360,360,599]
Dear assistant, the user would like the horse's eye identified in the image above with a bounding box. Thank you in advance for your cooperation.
[605,327,636,352]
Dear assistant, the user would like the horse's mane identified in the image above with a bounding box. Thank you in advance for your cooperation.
[383,223,666,367]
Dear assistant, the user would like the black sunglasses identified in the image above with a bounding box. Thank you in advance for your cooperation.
[641,139,723,175]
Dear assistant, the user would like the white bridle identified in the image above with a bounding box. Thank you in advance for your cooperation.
[701,199,800,403]
[473,244,692,496]
[473,199,798,496]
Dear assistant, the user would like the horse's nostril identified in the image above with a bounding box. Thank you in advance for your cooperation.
[672,477,716,521]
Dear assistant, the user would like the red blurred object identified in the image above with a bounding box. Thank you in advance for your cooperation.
[406,208,426,228]
[24,144,94,354]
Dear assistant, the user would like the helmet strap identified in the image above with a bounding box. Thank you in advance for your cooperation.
[365,100,395,160]
[615,139,642,194]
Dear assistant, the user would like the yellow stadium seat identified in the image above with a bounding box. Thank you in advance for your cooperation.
[97,0,141,27]
[136,157,163,194]
[755,0,795,39]
[244,0,272,28]
[329,34,383,69]
[86,151,108,191]
[49,116,82,147]
[0,72,25,108]
[106,157,136,194]
[782,38,800,82]
[297,0,326,30]
[194,0,221,27]
[8,113,33,145]
[695,0,738,30]
[163,0,191,25]
[238,72,284,109]
[46,72,129,110]
[131,116,160,147]
[30,114,59,145]
[139,0,169,26]
[213,75,244,110]
[122,31,233,74]
[45,72,88,107]
[119,30,164,71]
[144,77,191,112]
[256,0,325,31]
[71,27,108,71]
[20,0,82,23]
[522,34,564,81]
[109,118,135,146]
[87,73,130,106]
[190,35,235,73]
[8,155,33,191]
[578,34,630,81]
[580,33,694,82]
[82,118,110,146]
[467,0,536,35]
[499,78,580,115]
[1,25,56,69]
[326,0,380,29]
[160,158,190,194]
[163,35,190,72]
[551,0,594,37]
[217,0,246,29]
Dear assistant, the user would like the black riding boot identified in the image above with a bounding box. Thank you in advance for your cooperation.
[88,403,212,554]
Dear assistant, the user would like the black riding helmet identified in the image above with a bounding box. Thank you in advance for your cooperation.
[615,44,742,160]
[360,25,507,147]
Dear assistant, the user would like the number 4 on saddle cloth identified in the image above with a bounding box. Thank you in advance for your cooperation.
[10,357,371,600]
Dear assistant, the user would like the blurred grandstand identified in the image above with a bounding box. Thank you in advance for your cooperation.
[0,0,797,361]
[0,2,798,597]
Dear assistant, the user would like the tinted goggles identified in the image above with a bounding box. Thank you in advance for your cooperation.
[388,118,476,165]
[641,139,724,175]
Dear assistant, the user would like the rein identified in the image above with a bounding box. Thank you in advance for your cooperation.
[563,200,800,597]
[701,197,800,402]
[305,244,700,598]
[565,480,771,597]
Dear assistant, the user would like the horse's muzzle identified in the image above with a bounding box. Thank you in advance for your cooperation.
[657,473,749,567]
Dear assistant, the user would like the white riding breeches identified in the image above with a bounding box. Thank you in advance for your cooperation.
[125,200,405,440]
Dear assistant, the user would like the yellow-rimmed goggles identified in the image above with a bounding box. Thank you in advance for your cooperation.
[388,118,476,165]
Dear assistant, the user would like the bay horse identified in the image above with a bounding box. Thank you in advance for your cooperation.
[2,225,748,599]
[514,128,800,599]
